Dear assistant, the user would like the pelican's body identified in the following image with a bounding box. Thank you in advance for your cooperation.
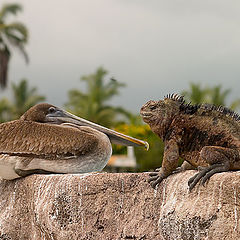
[0,103,148,179]
[0,120,112,179]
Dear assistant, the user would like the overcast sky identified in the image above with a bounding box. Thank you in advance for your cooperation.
[2,0,240,112]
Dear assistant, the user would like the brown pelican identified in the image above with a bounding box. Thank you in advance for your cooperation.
[0,103,148,180]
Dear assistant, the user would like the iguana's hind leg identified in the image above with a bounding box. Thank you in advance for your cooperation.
[188,146,239,191]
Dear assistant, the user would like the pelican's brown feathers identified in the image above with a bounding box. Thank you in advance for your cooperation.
[0,120,99,158]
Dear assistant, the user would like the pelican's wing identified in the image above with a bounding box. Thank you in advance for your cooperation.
[0,120,101,157]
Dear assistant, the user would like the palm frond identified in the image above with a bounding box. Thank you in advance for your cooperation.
[2,22,29,62]
[0,4,22,21]
[210,85,231,106]
[11,79,46,118]
[5,22,28,42]
[66,67,129,127]
[230,99,240,110]
[0,97,12,122]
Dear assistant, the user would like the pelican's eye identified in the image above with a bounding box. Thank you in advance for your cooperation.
[48,107,56,114]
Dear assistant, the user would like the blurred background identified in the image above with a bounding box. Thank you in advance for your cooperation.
[1,0,240,172]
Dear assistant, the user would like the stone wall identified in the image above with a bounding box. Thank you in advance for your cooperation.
[0,171,239,240]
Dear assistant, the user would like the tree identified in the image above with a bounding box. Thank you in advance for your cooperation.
[11,79,45,118]
[0,98,12,122]
[0,3,28,88]
[0,79,45,121]
[66,67,130,127]
[182,83,240,110]
[181,83,210,104]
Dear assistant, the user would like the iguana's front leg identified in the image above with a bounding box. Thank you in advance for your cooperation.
[149,139,179,188]
[188,146,240,191]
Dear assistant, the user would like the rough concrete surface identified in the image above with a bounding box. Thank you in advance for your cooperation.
[0,171,239,240]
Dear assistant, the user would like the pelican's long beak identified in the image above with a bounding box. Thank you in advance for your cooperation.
[46,109,149,150]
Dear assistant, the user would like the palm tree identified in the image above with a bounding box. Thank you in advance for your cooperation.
[0,3,28,88]
[209,85,230,106]
[0,98,12,122]
[210,85,240,110]
[11,79,45,118]
[181,83,210,104]
[182,83,240,110]
[66,67,130,127]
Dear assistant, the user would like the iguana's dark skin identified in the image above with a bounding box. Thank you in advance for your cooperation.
[140,94,240,191]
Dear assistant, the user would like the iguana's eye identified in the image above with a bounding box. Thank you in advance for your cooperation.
[149,105,157,110]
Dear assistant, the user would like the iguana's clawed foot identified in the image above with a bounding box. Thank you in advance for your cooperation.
[188,163,230,191]
[172,167,183,174]
[148,168,164,188]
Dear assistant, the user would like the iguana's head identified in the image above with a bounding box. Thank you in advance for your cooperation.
[140,94,183,137]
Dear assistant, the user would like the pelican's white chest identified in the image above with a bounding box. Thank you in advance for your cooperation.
[0,154,20,180]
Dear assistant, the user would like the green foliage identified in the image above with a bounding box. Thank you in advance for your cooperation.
[11,79,45,118]
[0,98,12,122]
[135,133,164,171]
[210,85,230,106]
[65,67,131,127]
[182,83,210,104]
[0,79,45,121]
[0,3,28,88]
[113,123,164,171]
[0,4,22,19]
[182,83,240,110]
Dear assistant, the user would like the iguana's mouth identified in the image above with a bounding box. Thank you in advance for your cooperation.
[140,112,153,120]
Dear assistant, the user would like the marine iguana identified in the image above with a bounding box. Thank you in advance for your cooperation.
[140,94,240,190]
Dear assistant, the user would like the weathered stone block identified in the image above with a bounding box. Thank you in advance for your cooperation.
[0,171,239,239]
